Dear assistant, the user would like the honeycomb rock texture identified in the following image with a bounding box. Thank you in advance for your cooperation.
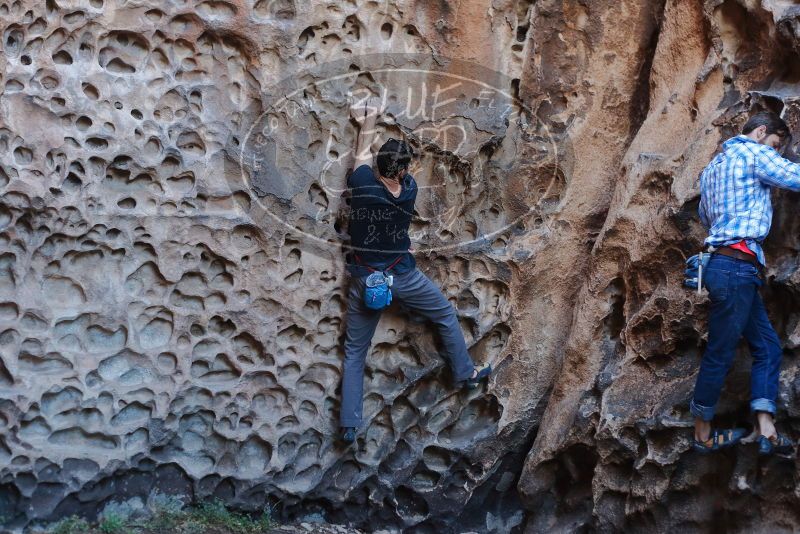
[0,0,798,533]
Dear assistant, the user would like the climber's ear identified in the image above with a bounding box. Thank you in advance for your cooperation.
[754,124,768,142]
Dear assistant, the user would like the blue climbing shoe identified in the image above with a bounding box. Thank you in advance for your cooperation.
[758,433,794,457]
[692,428,747,454]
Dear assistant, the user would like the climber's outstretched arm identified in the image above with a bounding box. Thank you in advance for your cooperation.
[349,96,382,171]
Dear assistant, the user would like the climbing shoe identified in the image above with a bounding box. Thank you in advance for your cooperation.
[341,427,357,444]
[758,433,794,457]
[461,363,492,390]
[692,428,747,454]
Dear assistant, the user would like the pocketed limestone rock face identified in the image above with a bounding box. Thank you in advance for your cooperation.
[0,1,529,532]
[1,0,800,533]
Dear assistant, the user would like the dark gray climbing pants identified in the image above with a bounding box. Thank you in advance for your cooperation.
[340,267,474,428]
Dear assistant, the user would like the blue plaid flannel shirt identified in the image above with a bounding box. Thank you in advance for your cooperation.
[699,134,800,266]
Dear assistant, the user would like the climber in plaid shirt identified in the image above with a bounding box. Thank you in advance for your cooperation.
[692,112,798,456]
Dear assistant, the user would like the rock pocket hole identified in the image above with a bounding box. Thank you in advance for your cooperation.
[76,116,92,131]
[13,147,32,165]
[118,197,136,209]
[86,137,108,150]
[82,82,99,100]
[52,50,73,64]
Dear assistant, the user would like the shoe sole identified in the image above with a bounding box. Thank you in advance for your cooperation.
[693,439,744,454]
[759,448,794,458]
[462,379,488,390]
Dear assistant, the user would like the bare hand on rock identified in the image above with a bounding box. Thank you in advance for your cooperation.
[350,95,382,128]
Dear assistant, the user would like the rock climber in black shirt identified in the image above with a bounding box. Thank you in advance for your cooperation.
[338,97,492,443]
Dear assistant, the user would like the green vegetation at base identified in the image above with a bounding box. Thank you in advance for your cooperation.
[50,516,92,534]
[99,513,131,534]
[46,499,273,534]
[183,500,272,534]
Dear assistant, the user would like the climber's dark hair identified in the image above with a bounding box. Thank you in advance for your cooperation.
[376,138,415,178]
[742,111,790,139]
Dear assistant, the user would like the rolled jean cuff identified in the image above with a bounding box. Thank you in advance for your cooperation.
[750,398,776,415]
[690,399,715,421]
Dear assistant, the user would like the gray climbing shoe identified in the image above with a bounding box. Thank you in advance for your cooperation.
[341,427,357,444]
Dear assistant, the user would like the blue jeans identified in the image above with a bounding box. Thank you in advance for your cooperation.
[340,268,475,428]
[690,255,782,421]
